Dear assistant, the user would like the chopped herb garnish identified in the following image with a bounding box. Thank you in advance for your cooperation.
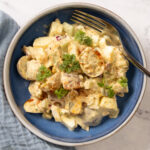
[107,87,115,98]
[97,80,115,98]
[59,54,80,73]
[54,87,69,99]
[105,86,115,98]
[36,65,51,81]
[82,36,93,46]
[105,85,112,89]
[98,82,104,87]
[97,79,105,87]
[74,30,93,46]
[118,77,128,87]
[75,30,85,41]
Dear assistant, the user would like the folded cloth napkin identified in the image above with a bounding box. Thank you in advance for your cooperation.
[0,10,75,150]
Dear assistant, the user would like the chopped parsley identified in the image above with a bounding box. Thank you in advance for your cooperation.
[106,86,115,98]
[54,87,69,99]
[105,85,112,89]
[97,82,104,87]
[75,30,85,41]
[36,65,51,81]
[97,79,105,87]
[83,36,93,46]
[118,77,128,87]
[74,30,93,46]
[98,80,115,98]
[59,54,80,73]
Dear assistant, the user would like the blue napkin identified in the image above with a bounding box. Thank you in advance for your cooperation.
[0,10,75,150]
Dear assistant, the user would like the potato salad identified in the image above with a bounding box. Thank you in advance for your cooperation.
[17,19,129,131]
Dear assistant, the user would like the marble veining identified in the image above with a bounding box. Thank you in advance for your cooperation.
[0,0,150,150]
[136,109,150,121]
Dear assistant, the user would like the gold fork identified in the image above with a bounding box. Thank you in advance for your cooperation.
[71,10,150,77]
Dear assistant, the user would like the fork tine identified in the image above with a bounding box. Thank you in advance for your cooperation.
[73,12,104,30]
[74,10,107,27]
[71,16,102,33]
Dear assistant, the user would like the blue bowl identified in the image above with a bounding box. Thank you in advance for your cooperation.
[3,3,146,146]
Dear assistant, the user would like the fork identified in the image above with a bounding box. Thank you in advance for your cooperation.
[71,10,150,77]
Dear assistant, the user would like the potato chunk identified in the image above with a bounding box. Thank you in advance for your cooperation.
[76,108,102,131]
[17,56,30,80]
[33,36,52,48]
[51,105,61,122]
[61,73,84,90]
[63,22,74,36]
[70,97,83,115]
[41,72,61,92]
[61,115,77,131]
[28,81,43,99]
[112,82,128,94]
[24,97,51,113]
[17,56,41,80]
[99,97,119,118]
[23,46,47,63]
[48,19,63,36]
[26,60,41,80]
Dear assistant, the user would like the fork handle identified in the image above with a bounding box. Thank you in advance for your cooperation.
[123,49,150,77]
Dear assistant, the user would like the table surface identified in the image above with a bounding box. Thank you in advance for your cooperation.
[0,0,150,150]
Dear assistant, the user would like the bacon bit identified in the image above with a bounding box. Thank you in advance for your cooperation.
[99,74,103,78]
[82,102,87,107]
[54,102,61,106]
[94,50,102,59]
[56,36,62,41]
[79,62,85,65]
[99,62,104,65]
[105,63,111,69]
[78,50,81,55]
[27,99,34,102]
[41,92,47,99]
[36,100,41,104]
[78,49,83,55]
[49,104,51,107]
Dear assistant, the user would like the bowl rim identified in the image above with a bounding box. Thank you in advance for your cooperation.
[3,2,147,146]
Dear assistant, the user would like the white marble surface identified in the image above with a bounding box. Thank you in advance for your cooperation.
[0,0,150,150]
